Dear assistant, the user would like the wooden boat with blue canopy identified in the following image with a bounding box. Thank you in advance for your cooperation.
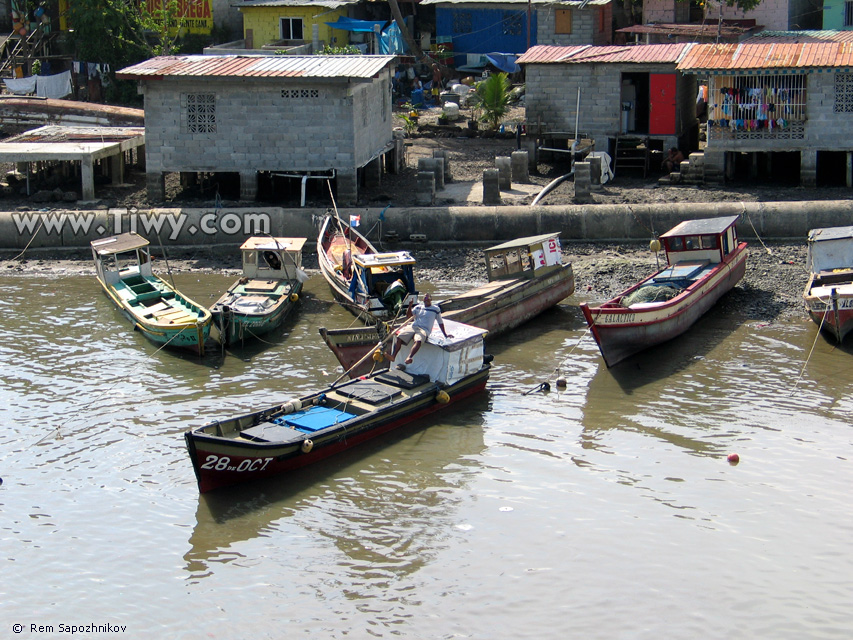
[580,215,747,368]
[211,236,308,347]
[91,233,212,354]
[184,319,491,493]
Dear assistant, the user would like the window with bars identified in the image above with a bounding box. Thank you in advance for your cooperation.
[503,11,523,36]
[452,10,472,34]
[845,1,853,27]
[707,74,807,127]
[280,17,303,40]
[281,89,319,99]
[185,93,215,134]
[835,74,853,112]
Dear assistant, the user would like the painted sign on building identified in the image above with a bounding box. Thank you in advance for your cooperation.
[145,0,213,35]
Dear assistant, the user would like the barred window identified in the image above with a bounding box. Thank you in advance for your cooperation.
[845,1,853,27]
[835,74,853,112]
[503,12,523,36]
[453,11,472,33]
[185,93,215,134]
[281,89,320,99]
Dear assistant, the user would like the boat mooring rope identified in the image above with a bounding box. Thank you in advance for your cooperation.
[9,217,45,261]
[791,298,831,394]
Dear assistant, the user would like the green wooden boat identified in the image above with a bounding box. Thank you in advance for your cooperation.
[91,233,212,354]
[211,237,308,347]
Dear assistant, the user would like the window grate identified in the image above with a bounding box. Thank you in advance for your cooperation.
[186,93,215,134]
[281,89,319,99]
[835,73,853,112]
[706,74,806,133]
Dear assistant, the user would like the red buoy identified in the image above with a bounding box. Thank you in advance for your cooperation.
[727,453,740,464]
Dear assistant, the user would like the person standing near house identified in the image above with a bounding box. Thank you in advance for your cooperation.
[431,63,442,103]
[390,293,452,366]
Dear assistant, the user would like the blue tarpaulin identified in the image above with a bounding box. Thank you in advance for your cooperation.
[485,53,520,74]
[325,17,388,33]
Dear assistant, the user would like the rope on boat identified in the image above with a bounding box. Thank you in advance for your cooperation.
[26,326,196,448]
[791,297,831,394]
[741,203,773,255]
[9,217,45,261]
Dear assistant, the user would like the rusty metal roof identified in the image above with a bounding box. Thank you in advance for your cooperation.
[617,22,762,40]
[517,43,692,65]
[678,40,853,71]
[116,55,395,81]
[421,0,610,4]
[745,30,853,44]
[238,0,357,7]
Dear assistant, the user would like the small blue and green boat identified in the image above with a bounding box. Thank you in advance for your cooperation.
[210,237,307,347]
[91,233,213,354]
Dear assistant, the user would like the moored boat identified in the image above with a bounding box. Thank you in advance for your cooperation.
[91,233,212,354]
[211,237,307,347]
[580,215,747,368]
[320,232,575,377]
[803,225,853,342]
[184,319,491,493]
[317,213,418,324]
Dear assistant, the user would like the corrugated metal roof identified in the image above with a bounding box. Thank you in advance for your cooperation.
[746,30,853,44]
[517,43,691,65]
[116,55,395,81]
[678,40,853,71]
[420,0,610,4]
[237,0,357,8]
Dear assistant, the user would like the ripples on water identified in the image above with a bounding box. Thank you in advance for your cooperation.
[1,273,852,638]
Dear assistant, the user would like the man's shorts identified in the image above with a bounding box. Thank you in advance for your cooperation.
[396,325,429,344]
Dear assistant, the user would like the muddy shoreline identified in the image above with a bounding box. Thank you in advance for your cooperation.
[0,240,809,323]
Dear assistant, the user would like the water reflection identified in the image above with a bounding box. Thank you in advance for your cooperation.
[184,397,489,580]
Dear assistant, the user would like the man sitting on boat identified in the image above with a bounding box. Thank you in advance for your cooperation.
[390,293,453,365]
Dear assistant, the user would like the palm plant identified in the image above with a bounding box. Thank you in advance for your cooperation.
[474,72,512,131]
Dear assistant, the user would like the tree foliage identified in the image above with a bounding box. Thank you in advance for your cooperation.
[474,72,512,131]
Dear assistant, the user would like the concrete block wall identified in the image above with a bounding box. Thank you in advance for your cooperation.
[645,0,792,30]
[537,5,612,46]
[141,76,391,175]
[352,72,394,167]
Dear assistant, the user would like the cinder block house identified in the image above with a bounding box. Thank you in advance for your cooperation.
[677,32,853,186]
[116,54,396,205]
[235,0,359,50]
[420,0,613,67]
[642,0,818,32]
[518,44,698,167]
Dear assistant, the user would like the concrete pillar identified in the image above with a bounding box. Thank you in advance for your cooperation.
[574,162,593,204]
[146,171,165,203]
[523,135,538,171]
[588,155,602,190]
[418,157,444,189]
[482,168,500,205]
[511,150,529,184]
[416,171,435,205]
[847,152,852,189]
[432,149,451,182]
[81,158,96,201]
[239,170,258,202]
[136,145,146,170]
[312,23,320,52]
[495,156,511,190]
[336,168,358,206]
[364,156,382,188]
[387,139,404,175]
[801,149,817,187]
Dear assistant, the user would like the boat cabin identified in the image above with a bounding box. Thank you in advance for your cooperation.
[660,215,740,268]
[807,227,853,276]
[484,232,565,281]
[91,233,155,292]
[388,319,489,385]
[350,251,417,310]
[240,237,306,281]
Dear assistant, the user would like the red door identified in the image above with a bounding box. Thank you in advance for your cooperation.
[649,73,676,135]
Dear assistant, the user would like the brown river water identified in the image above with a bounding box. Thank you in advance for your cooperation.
[1,272,851,639]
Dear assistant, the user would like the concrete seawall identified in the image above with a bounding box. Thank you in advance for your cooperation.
[1,201,851,251]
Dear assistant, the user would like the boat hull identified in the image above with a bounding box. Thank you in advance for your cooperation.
[320,264,575,377]
[803,281,853,343]
[98,275,212,353]
[185,366,490,493]
[211,281,303,345]
[581,245,747,367]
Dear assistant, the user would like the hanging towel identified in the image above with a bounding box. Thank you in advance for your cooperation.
[4,75,37,95]
[35,71,72,99]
